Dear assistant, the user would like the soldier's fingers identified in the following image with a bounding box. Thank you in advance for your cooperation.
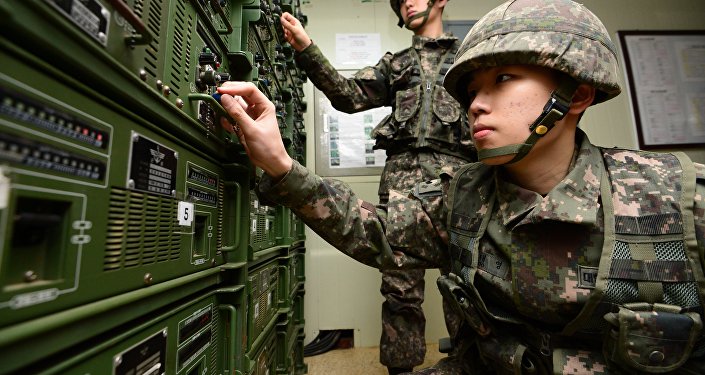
[219,116,235,134]
[281,12,296,25]
[232,95,248,110]
[218,82,268,107]
[220,94,254,134]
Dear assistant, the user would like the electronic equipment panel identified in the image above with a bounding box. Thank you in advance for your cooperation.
[0,0,308,373]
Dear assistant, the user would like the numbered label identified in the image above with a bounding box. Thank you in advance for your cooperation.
[178,201,195,226]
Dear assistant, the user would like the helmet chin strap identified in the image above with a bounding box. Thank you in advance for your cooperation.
[477,78,579,164]
[403,0,435,30]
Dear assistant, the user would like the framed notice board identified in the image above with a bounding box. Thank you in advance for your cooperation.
[314,70,390,177]
[618,30,705,149]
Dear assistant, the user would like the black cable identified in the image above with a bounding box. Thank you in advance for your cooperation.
[303,330,339,355]
[307,330,340,356]
[303,329,343,357]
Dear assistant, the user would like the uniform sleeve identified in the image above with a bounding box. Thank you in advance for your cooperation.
[294,43,392,113]
[257,161,449,269]
[694,163,705,262]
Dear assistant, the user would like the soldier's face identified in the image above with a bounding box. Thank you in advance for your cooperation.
[465,65,560,165]
[400,0,430,26]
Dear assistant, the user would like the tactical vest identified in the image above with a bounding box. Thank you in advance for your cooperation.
[441,148,705,374]
[371,41,474,161]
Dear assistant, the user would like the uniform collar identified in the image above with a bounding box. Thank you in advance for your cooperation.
[412,33,457,50]
[494,130,604,229]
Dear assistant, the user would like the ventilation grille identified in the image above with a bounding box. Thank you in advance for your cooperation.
[250,193,268,245]
[256,13,273,43]
[169,0,194,97]
[255,214,267,244]
[218,1,231,46]
[256,289,268,330]
[247,25,259,56]
[217,180,224,252]
[104,187,181,271]
[133,0,144,16]
[143,0,163,79]
[209,306,219,375]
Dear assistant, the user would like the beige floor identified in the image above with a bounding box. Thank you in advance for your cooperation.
[304,343,446,375]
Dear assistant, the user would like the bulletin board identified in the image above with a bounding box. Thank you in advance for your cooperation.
[314,70,390,177]
[618,30,705,149]
[443,20,476,41]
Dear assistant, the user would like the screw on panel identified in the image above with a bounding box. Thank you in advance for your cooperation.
[144,273,153,285]
[132,133,140,142]
[24,270,38,282]
[156,80,163,90]
[140,70,148,81]
[176,98,184,108]
[128,179,135,189]
[114,355,122,366]
[163,86,171,96]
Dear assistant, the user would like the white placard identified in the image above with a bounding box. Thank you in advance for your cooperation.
[314,71,390,177]
[178,201,194,226]
[335,33,381,66]
[325,106,389,169]
[619,31,705,148]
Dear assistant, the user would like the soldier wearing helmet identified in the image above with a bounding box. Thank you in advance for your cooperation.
[391,0,439,30]
[281,2,471,374]
[221,0,705,373]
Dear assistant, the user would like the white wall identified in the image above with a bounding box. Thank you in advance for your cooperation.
[300,0,705,348]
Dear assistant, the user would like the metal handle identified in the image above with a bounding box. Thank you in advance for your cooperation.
[187,93,234,123]
[209,0,233,35]
[221,181,242,252]
[218,304,237,374]
[107,0,153,45]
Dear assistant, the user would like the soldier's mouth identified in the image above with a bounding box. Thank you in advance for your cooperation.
[472,125,493,140]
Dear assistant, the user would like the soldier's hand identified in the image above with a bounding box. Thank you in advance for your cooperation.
[218,82,293,180]
[280,12,311,52]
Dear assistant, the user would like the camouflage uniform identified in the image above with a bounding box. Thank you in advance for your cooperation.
[257,130,705,374]
[294,34,473,367]
[260,0,705,373]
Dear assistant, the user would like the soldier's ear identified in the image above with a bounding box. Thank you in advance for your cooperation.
[435,0,448,10]
[568,84,595,115]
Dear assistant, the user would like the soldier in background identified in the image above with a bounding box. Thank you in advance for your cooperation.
[220,0,705,373]
[280,1,473,373]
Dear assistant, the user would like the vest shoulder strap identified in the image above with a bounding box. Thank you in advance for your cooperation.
[564,148,704,334]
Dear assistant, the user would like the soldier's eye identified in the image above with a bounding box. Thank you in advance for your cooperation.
[464,89,477,108]
[496,74,512,84]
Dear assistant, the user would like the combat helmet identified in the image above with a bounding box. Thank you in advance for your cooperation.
[390,0,438,30]
[443,0,622,163]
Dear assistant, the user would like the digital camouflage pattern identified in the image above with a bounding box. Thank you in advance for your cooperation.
[293,32,473,368]
[444,130,705,374]
[379,151,465,367]
[262,0,705,373]
[258,0,705,375]
[443,0,622,106]
[603,304,702,373]
[380,267,427,367]
[257,128,705,374]
[294,35,474,162]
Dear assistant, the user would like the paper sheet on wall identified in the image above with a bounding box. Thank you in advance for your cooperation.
[335,33,381,66]
[321,95,389,169]
[621,33,705,147]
